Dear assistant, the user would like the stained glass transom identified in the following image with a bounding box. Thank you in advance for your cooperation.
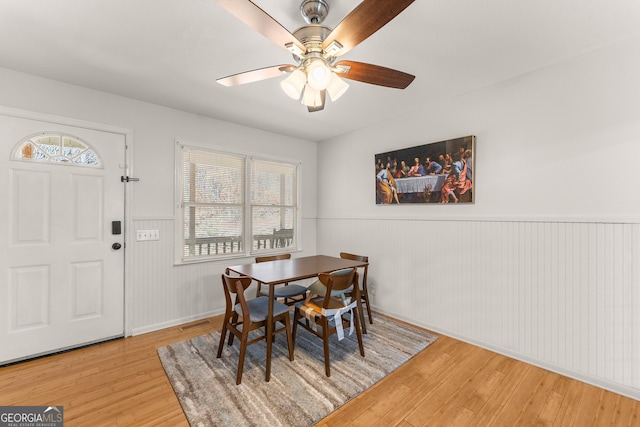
[13,133,101,167]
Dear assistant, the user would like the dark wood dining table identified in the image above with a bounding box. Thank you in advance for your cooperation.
[226,254,369,381]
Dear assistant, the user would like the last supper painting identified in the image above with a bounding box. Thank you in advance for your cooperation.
[375,135,475,205]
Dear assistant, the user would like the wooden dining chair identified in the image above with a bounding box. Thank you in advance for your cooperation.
[217,272,294,384]
[340,252,373,331]
[255,253,308,305]
[292,268,365,377]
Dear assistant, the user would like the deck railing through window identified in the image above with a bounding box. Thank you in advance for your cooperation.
[184,229,294,255]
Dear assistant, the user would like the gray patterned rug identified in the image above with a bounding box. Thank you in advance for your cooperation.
[158,315,437,427]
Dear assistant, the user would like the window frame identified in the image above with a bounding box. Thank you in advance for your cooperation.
[174,140,302,265]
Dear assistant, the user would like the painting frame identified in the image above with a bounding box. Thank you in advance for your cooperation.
[375,135,475,205]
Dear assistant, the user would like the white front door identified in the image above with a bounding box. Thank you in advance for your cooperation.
[0,114,126,364]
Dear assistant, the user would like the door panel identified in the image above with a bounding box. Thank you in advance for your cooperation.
[12,169,50,244]
[10,266,49,329]
[0,114,125,364]
[71,261,103,319]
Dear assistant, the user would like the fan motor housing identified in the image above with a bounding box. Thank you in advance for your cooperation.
[291,25,333,62]
[293,25,331,46]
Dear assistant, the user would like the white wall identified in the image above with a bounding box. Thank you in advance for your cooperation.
[0,67,318,334]
[317,36,640,400]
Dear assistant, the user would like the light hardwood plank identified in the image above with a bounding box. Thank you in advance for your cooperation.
[0,314,637,426]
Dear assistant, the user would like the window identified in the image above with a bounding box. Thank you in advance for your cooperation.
[251,159,297,251]
[177,143,298,262]
[14,133,101,167]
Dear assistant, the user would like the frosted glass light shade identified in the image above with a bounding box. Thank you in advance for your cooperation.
[306,60,332,90]
[301,84,322,107]
[327,73,349,101]
[280,69,306,99]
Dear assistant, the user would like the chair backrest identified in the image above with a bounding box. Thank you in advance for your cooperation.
[221,273,253,323]
[255,253,291,263]
[317,268,357,309]
[339,252,368,289]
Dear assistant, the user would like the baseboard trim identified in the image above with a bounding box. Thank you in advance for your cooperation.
[132,309,224,336]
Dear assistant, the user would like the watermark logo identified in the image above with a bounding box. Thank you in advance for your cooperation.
[0,406,63,427]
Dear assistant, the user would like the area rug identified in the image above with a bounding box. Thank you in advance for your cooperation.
[158,315,437,427]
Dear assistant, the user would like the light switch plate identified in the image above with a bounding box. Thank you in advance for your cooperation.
[136,229,159,241]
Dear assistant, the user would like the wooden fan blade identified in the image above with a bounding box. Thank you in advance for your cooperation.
[307,90,326,112]
[335,60,415,89]
[217,65,295,87]
[216,0,306,54]
[323,0,414,57]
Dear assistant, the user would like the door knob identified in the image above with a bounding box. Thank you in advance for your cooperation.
[112,242,122,250]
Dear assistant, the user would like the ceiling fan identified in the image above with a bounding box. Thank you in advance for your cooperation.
[215,0,416,112]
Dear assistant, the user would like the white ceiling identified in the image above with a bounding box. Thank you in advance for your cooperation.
[1,0,639,142]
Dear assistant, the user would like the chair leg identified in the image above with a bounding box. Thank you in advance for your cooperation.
[362,288,373,324]
[356,296,367,335]
[359,301,367,335]
[237,331,248,385]
[322,318,331,377]
[283,312,294,361]
[216,318,228,358]
[265,321,274,383]
[292,308,300,349]
[352,307,365,357]
[228,312,238,345]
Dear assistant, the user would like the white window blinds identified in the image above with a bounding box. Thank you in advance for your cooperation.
[179,145,298,261]
[251,159,297,251]
[182,149,245,258]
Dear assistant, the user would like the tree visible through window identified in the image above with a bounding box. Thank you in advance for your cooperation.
[180,145,297,260]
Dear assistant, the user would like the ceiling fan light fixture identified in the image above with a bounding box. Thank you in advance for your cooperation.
[327,73,349,101]
[301,84,322,107]
[214,0,416,112]
[280,68,306,99]
[306,59,332,91]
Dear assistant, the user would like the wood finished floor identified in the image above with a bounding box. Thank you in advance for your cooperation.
[1,314,638,426]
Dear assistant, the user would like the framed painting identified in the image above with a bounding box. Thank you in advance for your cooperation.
[375,135,475,204]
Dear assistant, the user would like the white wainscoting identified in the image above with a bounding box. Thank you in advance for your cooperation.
[128,218,226,335]
[127,217,318,335]
[317,218,640,400]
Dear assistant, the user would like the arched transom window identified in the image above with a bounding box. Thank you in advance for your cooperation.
[13,133,102,167]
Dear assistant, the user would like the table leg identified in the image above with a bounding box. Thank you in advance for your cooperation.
[265,285,274,382]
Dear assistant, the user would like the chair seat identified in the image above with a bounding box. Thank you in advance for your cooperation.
[272,284,308,298]
[295,296,352,317]
[235,296,290,323]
